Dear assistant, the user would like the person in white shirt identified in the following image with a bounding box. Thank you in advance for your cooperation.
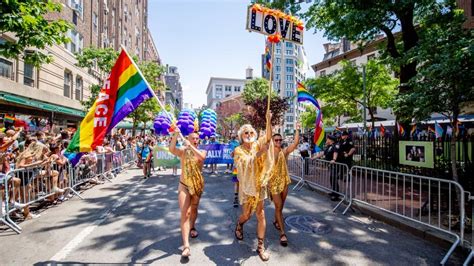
[297,138,310,174]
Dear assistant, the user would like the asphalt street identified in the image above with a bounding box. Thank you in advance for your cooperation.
[0,165,462,265]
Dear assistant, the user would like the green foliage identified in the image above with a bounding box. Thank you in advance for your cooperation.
[395,3,474,124]
[75,47,120,111]
[306,60,398,127]
[75,47,119,73]
[0,0,72,66]
[242,78,277,103]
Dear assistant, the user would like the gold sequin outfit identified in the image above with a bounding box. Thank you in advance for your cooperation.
[269,150,291,195]
[181,149,204,197]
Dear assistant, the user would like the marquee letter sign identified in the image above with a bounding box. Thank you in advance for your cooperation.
[246,4,304,45]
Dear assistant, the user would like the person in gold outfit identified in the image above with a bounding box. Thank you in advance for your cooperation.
[169,128,207,259]
[269,122,300,246]
[233,112,274,262]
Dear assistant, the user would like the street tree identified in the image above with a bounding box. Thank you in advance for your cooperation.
[0,0,72,66]
[75,47,119,111]
[242,78,289,130]
[396,3,474,183]
[306,60,398,128]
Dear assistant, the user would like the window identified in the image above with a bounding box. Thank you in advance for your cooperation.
[285,49,293,55]
[275,66,281,72]
[234,86,241,92]
[276,49,281,54]
[276,42,281,47]
[0,58,13,80]
[215,85,223,91]
[286,66,294,72]
[285,83,294,89]
[225,85,232,92]
[275,74,280,80]
[286,75,293,81]
[64,71,72,98]
[68,0,83,18]
[276,58,281,64]
[320,70,326,76]
[65,30,83,54]
[124,4,128,22]
[286,59,293,65]
[23,61,34,87]
[75,76,83,100]
[286,116,294,122]
[285,91,294,97]
[286,42,293,48]
[93,12,98,32]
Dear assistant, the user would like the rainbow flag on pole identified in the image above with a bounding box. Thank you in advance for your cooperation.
[313,109,325,150]
[397,122,405,136]
[435,121,444,138]
[68,49,153,153]
[264,41,272,73]
[297,82,320,109]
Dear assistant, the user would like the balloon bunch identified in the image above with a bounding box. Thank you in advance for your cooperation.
[177,109,198,136]
[267,33,282,43]
[199,109,217,139]
[153,112,173,136]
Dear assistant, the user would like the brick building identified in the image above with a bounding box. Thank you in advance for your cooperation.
[0,0,161,130]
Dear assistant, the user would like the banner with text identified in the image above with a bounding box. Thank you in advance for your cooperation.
[153,145,180,167]
[199,144,234,164]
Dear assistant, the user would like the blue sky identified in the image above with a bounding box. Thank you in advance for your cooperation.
[148,0,328,107]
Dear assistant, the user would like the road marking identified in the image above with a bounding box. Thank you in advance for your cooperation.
[50,181,141,262]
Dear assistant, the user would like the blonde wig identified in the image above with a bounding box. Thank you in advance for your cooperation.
[237,124,257,143]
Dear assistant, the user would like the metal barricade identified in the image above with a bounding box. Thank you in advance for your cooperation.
[349,166,466,265]
[287,155,304,190]
[2,163,81,233]
[462,195,473,266]
[303,158,351,212]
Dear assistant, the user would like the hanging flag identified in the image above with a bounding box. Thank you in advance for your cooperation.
[380,124,386,137]
[397,122,405,136]
[4,114,15,124]
[297,82,320,109]
[455,120,462,136]
[446,125,453,136]
[410,124,417,137]
[434,121,444,138]
[313,109,325,149]
[68,48,153,153]
[264,41,272,75]
[296,45,310,75]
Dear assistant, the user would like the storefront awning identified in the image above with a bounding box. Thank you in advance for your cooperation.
[0,92,85,117]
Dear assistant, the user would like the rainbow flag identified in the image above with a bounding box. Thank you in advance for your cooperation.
[297,82,320,109]
[428,126,436,135]
[313,109,325,149]
[435,121,444,138]
[455,120,462,136]
[4,114,15,124]
[380,124,386,137]
[68,49,153,153]
[397,122,405,136]
[232,167,238,175]
[264,41,272,73]
[410,124,417,137]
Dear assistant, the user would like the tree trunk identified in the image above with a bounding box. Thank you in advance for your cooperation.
[368,107,375,128]
[397,4,419,94]
[450,113,459,183]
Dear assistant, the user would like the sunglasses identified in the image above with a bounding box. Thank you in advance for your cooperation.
[244,131,254,135]
[274,139,283,142]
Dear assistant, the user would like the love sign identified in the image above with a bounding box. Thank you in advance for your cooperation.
[246,4,304,45]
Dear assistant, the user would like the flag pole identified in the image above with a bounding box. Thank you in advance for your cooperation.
[120,46,185,140]
[267,42,275,114]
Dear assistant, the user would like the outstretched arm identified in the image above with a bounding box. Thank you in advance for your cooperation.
[186,140,206,162]
[285,122,300,155]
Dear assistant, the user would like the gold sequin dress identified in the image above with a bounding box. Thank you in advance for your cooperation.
[269,150,291,195]
[233,137,274,211]
[181,149,204,197]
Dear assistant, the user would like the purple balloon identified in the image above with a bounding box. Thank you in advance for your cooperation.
[187,124,195,132]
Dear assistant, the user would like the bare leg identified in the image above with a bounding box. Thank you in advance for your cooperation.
[256,200,270,261]
[189,195,200,237]
[235,201,252,240]
[178,184,192,256]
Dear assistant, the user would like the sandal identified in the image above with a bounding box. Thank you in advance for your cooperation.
[235,222,244,240]
[279,233,288,247]
[181,246,191,258]
[273,221,281,231]
[190,227,199,238]
[256,237,270,261]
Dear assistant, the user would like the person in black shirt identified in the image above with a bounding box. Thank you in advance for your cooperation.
[313,134,341,201]
[339,131,356,168]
